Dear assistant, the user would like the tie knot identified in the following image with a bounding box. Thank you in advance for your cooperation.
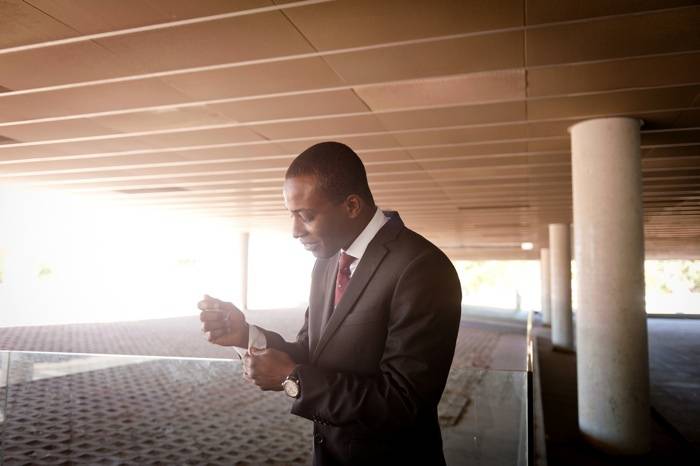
[339,252,356,271]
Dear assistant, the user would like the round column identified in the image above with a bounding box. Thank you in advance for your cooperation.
[570,117,649,454]
[549,223,573,351]
[540,248,551,325]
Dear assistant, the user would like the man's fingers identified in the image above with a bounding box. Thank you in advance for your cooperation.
[207,327,231,341]
[201,320,228,332]
[246,375,281,391]
[198,301,220,312]
[197,298,220,310]
[199,305,243,321]
[199,310,226,322]
[198,296,241,313]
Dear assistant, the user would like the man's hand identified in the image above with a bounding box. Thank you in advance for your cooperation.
[244,347,296,391]
[198,295,249,347]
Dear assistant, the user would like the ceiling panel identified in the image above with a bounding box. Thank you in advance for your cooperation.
[376,101,528,131]
[526,7,700,66]
[354,70,525,110]
[273,134,401,153]
[0,0,79,49]
[407,141,538,160]
[527,52,700,98]
[88,107,234,134]
[160,57,343,101]
[25,0,271,36]
[282,0,523,50]
[0,138,161,160]
[207,89,369,122]
[138,126,268,148]
[393,123,533,147]
[251,114,387,140]
[0,41,145,90]
[323,31,524,84]
[526,0,698,24]
[0,118,119,141]
[527,85,700,121]
[0,79,192,123]
[95,11,314,72]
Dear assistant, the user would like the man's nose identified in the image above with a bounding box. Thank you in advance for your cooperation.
[291,216,307,239]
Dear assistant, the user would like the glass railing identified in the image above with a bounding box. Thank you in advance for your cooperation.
[1,350,528,465]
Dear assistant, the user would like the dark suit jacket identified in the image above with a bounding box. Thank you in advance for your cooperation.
[262,212,462,465]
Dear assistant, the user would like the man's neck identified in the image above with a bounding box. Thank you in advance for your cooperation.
[342,206,377,251]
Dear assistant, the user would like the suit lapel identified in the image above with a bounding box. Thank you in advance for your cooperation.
[310,213,404,362]
[308,253,338,356]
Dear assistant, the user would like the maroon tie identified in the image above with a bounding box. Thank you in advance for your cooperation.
[334,252,356,307]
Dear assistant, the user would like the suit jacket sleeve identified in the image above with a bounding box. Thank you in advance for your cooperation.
[259,307,311,364]
[290,248,461,431]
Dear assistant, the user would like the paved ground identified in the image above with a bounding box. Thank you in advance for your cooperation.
[0,309,308,359]
[537,318,700,466]
[648,318,700,448]
[0,311,528,465]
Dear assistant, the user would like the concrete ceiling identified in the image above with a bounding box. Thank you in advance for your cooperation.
[1,0,699,259]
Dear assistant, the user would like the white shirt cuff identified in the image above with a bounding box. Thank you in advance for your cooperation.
[248,324,267,350]
[234,324,267,358]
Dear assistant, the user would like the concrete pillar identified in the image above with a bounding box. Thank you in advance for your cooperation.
[540,248,551,325]
[570,117,649,454]
[239,231,249,311]
[549,224,573,351]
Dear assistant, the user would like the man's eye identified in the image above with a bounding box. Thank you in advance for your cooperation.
[291,212,313,223]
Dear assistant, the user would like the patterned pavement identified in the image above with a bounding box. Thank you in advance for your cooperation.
[0,313,527,465]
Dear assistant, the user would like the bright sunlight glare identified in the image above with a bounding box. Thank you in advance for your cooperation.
[0,184,316,327]
[1,185,697,328]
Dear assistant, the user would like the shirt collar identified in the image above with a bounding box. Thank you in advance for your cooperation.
[343,207,389,262]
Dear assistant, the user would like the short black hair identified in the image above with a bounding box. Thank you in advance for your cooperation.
[285,141,375,207]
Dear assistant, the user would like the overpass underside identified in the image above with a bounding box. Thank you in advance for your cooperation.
[0,0,698,258]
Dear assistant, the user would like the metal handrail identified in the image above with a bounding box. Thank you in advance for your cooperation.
[526,308,535,465]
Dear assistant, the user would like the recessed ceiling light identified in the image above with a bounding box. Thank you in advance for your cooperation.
[521,242,534,250]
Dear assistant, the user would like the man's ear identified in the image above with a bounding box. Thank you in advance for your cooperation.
[345,194,363,219]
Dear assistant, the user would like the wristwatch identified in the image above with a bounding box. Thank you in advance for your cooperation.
[282,373,301,398]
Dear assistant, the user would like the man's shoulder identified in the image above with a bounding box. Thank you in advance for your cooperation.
[392,223,442,252]
[389,225,454,269]
[386,225,461,300]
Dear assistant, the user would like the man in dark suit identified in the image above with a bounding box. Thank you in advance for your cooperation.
[199,142,461,465]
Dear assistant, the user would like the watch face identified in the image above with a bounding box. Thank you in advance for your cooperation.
[283,379,300,398]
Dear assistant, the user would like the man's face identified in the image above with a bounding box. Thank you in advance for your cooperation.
[283,175,352,258]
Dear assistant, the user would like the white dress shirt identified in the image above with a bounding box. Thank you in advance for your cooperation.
[343,207,389,278]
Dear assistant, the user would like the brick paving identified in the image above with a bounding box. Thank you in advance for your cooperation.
[0,310,306,359]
